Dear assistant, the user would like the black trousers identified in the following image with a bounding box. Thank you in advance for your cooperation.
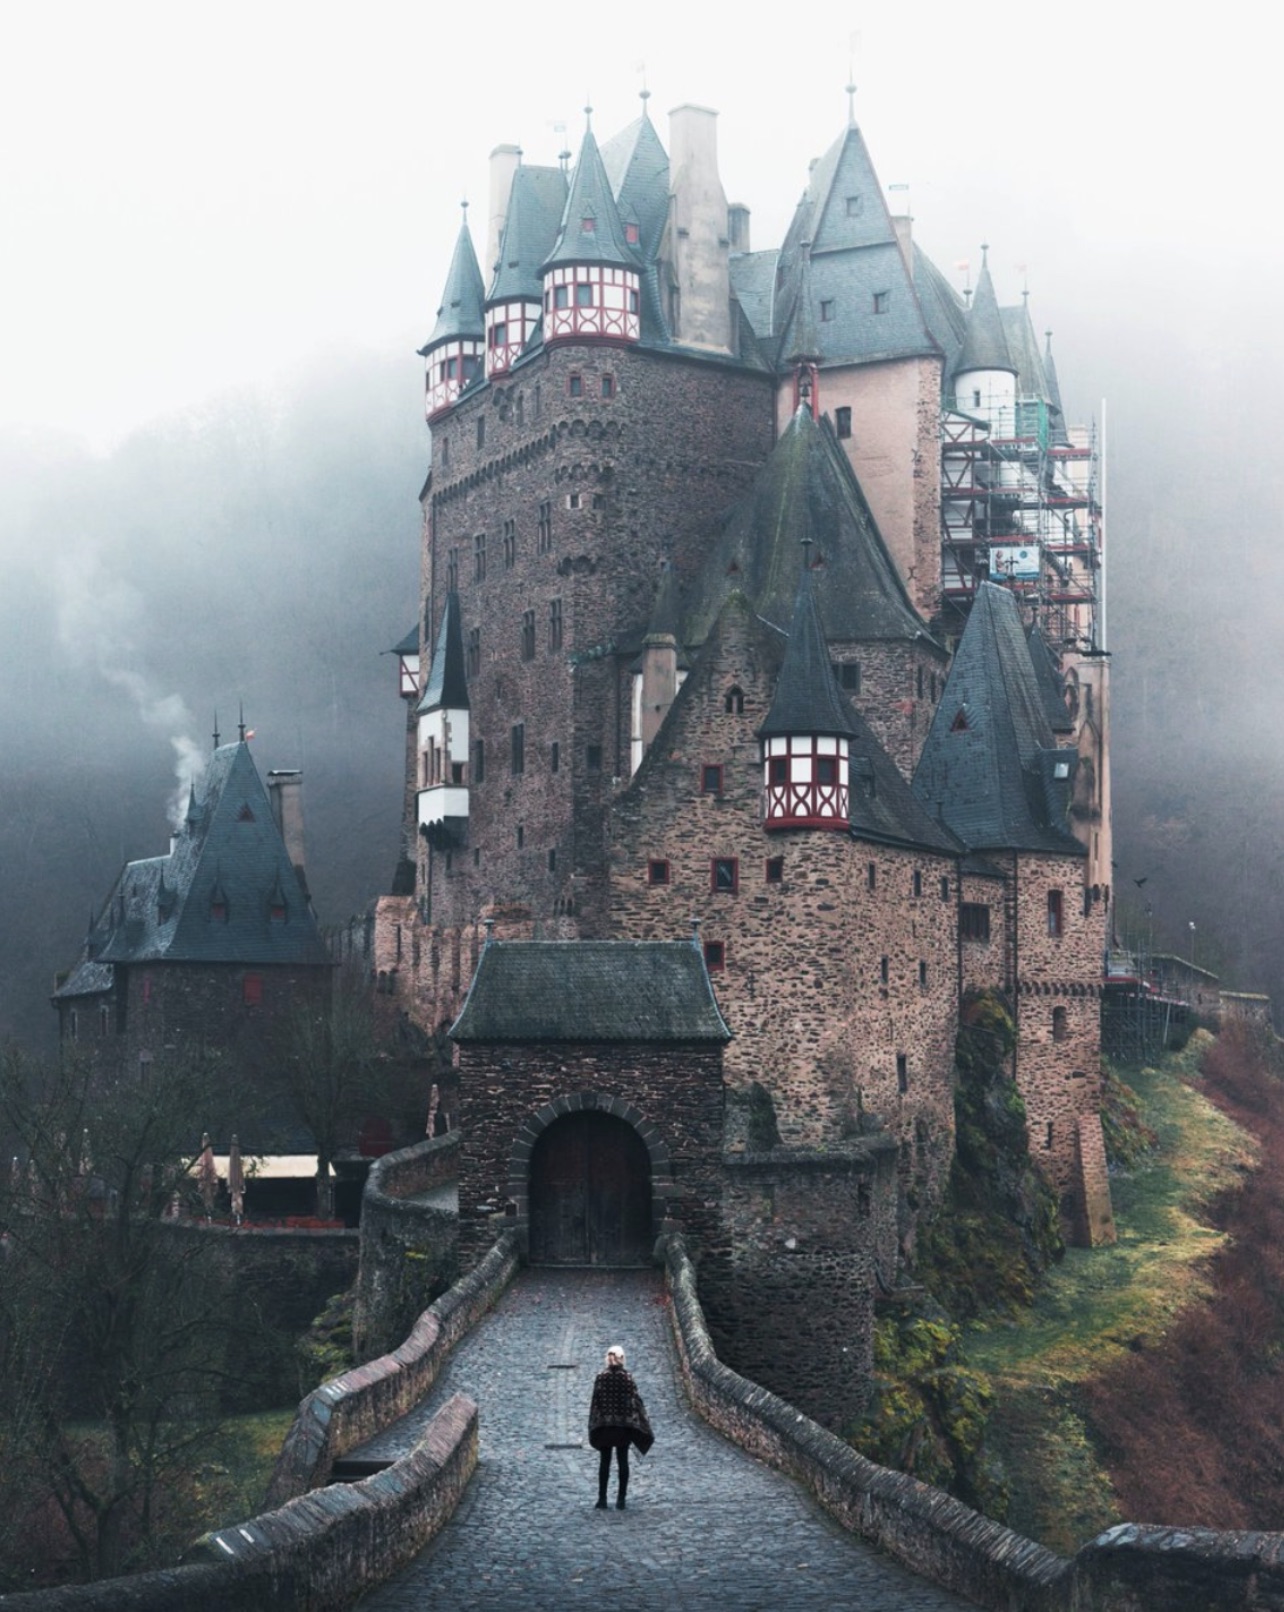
[597,1436,630,1493]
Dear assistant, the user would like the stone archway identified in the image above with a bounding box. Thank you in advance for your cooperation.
[510,1094,672,1268]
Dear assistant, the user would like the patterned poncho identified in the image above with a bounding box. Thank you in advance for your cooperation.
[587,1364,654,1454]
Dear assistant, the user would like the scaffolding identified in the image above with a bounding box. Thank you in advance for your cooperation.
[940,392,1103,652]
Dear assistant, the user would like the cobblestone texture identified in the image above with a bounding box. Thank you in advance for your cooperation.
[352,1268,973,1610]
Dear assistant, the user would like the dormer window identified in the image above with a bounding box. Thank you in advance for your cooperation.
[624,221,640,245]
[211,900,228,922]
[580,216,595,233]
[873,291,889,314]
[237,804,254,822]
[820,299,835,322]
[270,901,286,921]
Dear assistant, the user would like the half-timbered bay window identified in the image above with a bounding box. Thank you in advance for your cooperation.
[762,734,850,829]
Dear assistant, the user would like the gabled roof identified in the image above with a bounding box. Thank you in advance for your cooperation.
[600,108,670,260]
[688,406,941,649]
[417,591,469,714]
[912,583,1083,856]
[422,215,485,351]
[954,252,1015,377]
[73,742,331,974]
[450,940,731,1043]
[848,710,962,855]
[759,553,861,741]
[543,125,636,272]
[487,164,567,305]
[771,122,937,368]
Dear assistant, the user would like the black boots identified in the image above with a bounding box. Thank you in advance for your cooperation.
[595,1486,608,1509]
[616,1475,628,1510]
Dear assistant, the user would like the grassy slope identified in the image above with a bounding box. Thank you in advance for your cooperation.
[962,1031,1257,1554]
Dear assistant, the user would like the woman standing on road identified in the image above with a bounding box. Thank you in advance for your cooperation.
[588,1345,653,1510]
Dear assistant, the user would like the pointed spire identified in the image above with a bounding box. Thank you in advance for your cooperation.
[786,241,822,369]
[954,244,1015,376]
[1044,329,1070,445]
[424,206,486,348]
[759,543,862,742]
[543,124,635,270]
[417,591,469,714]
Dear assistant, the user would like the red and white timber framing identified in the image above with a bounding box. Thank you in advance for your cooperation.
[426,340,483,421]
[485,299,540,378]
[762,735,851,830]
[543,264,640,345]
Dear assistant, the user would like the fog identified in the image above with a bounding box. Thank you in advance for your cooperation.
[2,2,1281,1047]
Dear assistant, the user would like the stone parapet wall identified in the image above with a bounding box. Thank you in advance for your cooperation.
[268,1229,519,1504]
[354,1135,462,1359]
[0,1394,477,1612]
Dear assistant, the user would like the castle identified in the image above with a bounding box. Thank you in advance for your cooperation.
[368,88,1114,1418]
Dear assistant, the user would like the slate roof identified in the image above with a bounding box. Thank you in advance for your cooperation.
[391,624,419,657]
[544,125,637,272]
[729,249,780,338]
[487,164,567,305]
[422,215,485,350]
[55,958,115,1000]
[912,582,1083,856]
[687,405,942,650]
[847,710,962,855]
[1025,625,1074,734]
[759,554,861,740]
[912,243,968,384]
[450,940,731,1043]
[417,590,469,714]
[954,253,1015,377]
[771,122,937,369]
[1043,331,1070,446]
[600,108,670,260]
[62,743,331,980]
[1001,299,1051,402]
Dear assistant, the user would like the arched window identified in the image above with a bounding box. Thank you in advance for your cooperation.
[724,686,745,715]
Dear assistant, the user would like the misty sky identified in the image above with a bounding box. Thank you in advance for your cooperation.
[2,0,1275,451]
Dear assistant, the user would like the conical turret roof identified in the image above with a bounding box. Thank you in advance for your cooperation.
[422,212,485,351]
[759,552,861,740]
[487,164,567,305]
[544,123,636,271]
[954,250,1015,377]
[418,591,469,714]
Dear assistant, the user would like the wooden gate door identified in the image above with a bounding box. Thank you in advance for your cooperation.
[528,1111,651,1266]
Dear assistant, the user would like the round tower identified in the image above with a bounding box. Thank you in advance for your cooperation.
[420,205,485,422]
[541,112,641,348]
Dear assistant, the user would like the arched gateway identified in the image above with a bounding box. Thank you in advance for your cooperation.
[528,1108,652,1266]
[449,937,730,1268]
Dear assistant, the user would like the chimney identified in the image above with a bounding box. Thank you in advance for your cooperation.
[267,770,311,903]
[887,183,913,273]
[727,202,751,255]
[666,104,731,353]
[487,144,522,278]
[639,633,678,750]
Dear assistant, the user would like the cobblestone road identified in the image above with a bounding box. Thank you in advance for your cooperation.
[353,1268,974,1610]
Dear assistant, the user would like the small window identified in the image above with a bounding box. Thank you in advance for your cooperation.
[704,940,725,972]
[68,1009,78,1041]
[550,741,560,773]
[473,739,485,783]
[237,803,255,822]
[918,960,928,988]
[548,849,556,872]
[820,299,835,322]
[580,215,595,234]
[701,764,724,795]
[1053,1006,1068,1042]
[1048,890,1064,937]
[211,899,228,923]
[516,392,524,426]
[601,374,615,399]
[511,723,525,775]
[629,288,639,314]
[770,756,788,785]
[765,856,784,884]
[538,501,552,553]
[567,491,582,510]
[845,194,863,216]
[624,221,640,245]
[940,875,950,902]
[98,1004,110,1037]
[516,825,524,848]
[648,859,670,886]
[569,373,583,398]
[950,707,969,732]
[897,1054,908,1093]
[816,755,838,785]
[467,627,481,678]
[913,870,923,898]
[446,547,459,591]
[725,686,745,715]
[575,282,594,307]
[586,744,602,771]
[533,382,542,416]
[873,290,889,314]
[917,666,925,699]
[1044,1121,1054,1151]
[961,902,991,942]
[503,519,516,568]
[474,531,486,582]
[521,609,536,660]
[712,857,739,894]
[243,974,263,1007]
[592,492,605,509]
[972,388,982,408]
[476,416,485,449]
[835,406,852,439]
[867,862,877,892]
[880,955,889,984]
[439,435,450,470]
[473,848,481,866]
[549,597,563,652]
[838,662,861,693]
[554,285,570,310]
[270,900,286,921]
